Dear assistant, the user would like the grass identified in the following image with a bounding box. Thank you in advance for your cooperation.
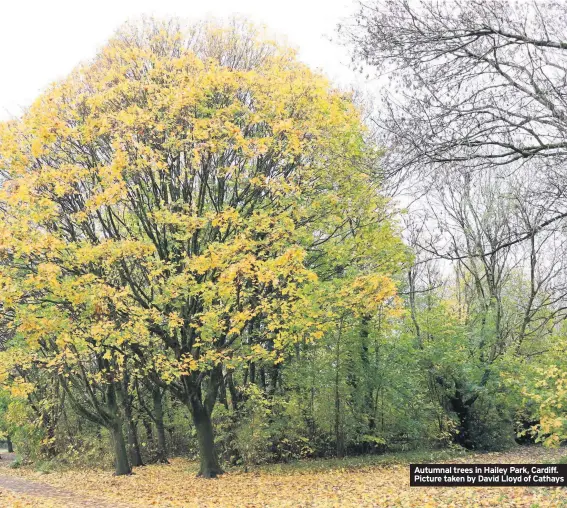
[249,446,471,475]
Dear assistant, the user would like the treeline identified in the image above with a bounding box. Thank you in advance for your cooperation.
[0,3,566,478]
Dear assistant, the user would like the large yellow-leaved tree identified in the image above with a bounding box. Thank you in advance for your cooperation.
[0,20,403,476]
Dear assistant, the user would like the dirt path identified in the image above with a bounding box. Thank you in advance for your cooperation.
[0,453,132,508]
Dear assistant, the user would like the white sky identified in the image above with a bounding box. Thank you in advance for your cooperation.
[0,0,361,120]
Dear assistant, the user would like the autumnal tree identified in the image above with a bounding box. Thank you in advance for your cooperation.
[0,19,402,476]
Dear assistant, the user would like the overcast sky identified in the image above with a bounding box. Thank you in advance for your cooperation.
[0,0,362,120]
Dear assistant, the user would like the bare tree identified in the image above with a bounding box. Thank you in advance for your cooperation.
[347,0,567,165]
[344,0,567,244]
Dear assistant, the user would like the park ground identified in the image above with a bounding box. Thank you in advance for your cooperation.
[0,447,566,507]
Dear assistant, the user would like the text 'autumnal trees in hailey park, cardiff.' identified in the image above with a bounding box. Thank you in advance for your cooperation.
[0,20,405,476]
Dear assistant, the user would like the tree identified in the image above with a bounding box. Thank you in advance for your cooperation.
[0,19,401,476]
[345,0,567,246]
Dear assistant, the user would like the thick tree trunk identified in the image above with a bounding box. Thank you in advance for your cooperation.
[190,398,223,478]
[6,436,13,453]
[110,422,132,476]
[107,382,132,476]
[153,387,169,464]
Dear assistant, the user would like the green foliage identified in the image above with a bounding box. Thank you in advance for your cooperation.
[4,400,44,461]
[233,386,272,469]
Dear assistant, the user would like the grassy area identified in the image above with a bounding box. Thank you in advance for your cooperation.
[252,447,471,475]
[13,447,473,476]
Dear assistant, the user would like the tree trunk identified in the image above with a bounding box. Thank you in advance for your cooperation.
[190,398,223,478]
[153,387,169,464]
[218,376,229,409]
[107,382,132,476]
[41,413,57,458]
[121,370,144,467]
[141,416,154,447]
[6,436,13,453]
[110,422,132,476]
[335,317,345,458]
[126,414,144,467]
[267,364,279,398]
[226,372,239,411]
[449,391,475,450]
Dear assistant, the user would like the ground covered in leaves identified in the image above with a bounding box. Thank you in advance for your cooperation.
[0,448,566,507]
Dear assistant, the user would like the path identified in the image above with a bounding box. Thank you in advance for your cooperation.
[0,453,132,507]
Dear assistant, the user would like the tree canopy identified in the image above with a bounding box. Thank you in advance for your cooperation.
[0,19,405,476]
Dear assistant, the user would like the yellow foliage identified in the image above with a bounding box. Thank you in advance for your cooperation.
[0,448,565,507]
[0,19,406,412]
